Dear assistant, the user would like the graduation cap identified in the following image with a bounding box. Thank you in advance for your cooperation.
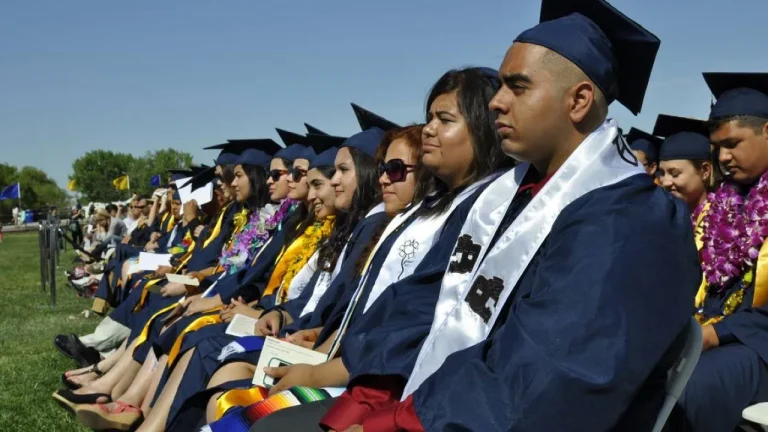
[514,0,660,115]
[703,72,768,120]
[653,114,711,162]
[304,123,329,135]
[178,166,216,192]
[625,127,662,163]
[306,133,347,169]
[234,149,273,168]
[226,139,283,157]
[172,189,181,201]
[204,141,258,165]
[351,103,401,132]
[342,127,387,158]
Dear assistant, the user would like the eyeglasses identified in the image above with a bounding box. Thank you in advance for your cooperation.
[378,159,416,183]
[289,167,307,181]
[269,169,289,181]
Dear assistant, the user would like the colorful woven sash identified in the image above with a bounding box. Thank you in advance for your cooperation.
[211,386,334,429]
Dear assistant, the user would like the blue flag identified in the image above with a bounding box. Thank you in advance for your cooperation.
[150,174,162,187]
[0,183,20,200]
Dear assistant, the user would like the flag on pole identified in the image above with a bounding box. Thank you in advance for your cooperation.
[150,174,162,187]
[0,183,20,200]
[113,175,130,191]
[67,179,77,191]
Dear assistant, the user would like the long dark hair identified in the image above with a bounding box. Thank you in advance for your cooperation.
[241,164,270,211]
[317,147,381,272]
[421,67,513,216]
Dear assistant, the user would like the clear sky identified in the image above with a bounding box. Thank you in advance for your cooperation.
[1,0,766,189]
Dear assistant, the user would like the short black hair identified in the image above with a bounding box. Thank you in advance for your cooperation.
[105,204,118,213]
[708,115,768,135]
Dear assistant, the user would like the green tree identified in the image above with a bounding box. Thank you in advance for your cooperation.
[0,164,68,221]
[70,150,136,202]
[130,149,194,196]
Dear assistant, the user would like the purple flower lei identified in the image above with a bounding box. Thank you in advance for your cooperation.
[700,171,768,287]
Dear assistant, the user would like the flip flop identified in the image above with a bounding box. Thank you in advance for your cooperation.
[76,401,143,431]
[61,363,103,390]
[52,389,111,414]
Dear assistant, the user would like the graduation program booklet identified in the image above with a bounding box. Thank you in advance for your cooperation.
[137,252,172,271]
[225,314,259,338]
[252,337,328,388]
[165,273,200,286]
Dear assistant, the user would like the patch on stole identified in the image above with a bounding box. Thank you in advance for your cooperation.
[464,275,504,323]
[397,239,420,279]
[448,234,481,274]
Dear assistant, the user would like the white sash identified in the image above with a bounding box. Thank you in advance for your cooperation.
[299,203,386,317]
[402,119,643,398]
[363,178,493,312]
[283,250,319,302]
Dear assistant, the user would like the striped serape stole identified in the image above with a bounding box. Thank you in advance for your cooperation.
[202,387,334,432]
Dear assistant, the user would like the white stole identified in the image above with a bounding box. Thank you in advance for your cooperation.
[402,119,643,398]
[300,203,386,317]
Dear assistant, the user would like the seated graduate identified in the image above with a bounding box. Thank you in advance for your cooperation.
[222,67,513,432]
[627,126,662,178]
[652,114,713,247]
[310,2,700,432]
[52,143,280,418]
[198,122,424,432]
[669,73,768,432]
[124,135,346,432]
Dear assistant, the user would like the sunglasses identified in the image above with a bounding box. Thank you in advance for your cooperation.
[378,159,416,183]
[289,167,308,181]
[269,169,289,181]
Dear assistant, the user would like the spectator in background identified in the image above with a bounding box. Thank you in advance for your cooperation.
[104,204,127,246]
[12,206,19,226]
[70,204,85,247]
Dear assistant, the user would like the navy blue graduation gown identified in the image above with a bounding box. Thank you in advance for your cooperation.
[163,209,389,430]
[405,175,699,431]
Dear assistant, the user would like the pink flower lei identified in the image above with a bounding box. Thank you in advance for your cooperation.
[700,170,768,287]
[218,199,298,275]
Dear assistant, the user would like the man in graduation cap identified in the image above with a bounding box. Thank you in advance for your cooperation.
[318,1,699,431]
[669,73,768,431]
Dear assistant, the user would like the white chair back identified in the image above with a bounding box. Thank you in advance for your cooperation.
[651,316,702,432]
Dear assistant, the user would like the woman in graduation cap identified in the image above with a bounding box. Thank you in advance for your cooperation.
[670,73,768,432]
[213,66,511,432]
[54,145,278,420]
[196,124,426,432]
[107,133,342,432]
[653,114,713,250]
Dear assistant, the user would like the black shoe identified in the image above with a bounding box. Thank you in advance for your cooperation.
[53,334,101,367]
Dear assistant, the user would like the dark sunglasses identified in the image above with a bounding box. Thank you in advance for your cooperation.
[289,167,307,181]
[269,169,289,181]
[378,159,416,183]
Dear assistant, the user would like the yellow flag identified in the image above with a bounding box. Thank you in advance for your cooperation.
[113,175,130,191]
[67,179,77,191]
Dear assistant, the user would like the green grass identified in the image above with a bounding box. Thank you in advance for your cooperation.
[0,232,98,431]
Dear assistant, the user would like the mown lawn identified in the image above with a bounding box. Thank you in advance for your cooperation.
[0,232,97,431]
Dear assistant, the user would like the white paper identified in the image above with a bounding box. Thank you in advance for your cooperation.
[137,252,172,271]
[225,314,259,338]
[253,337,328,388]
[175,176,213,214]
[165,273,200,286]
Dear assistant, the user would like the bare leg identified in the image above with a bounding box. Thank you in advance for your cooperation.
[135,349,195,432]
[98,350,158,413]
[73,339,139,401]
[66,342,126,387]
[204,362,256,423]
[141,354,169,415]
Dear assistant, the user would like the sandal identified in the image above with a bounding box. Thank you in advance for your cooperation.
[61,363,103,390]
[52,389,111,414]
[76,401,144,431]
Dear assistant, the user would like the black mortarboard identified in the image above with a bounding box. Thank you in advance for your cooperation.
[179,166,216,192]
[306,133,345,170]
[226,139,283,157]
[703,72,768,120]
[172,190,181,201]
[234,149,273,168]
[342,127,386,158]
[276,128,307,147]
[514,0,660,115]
[204,140,270,165]
[653,114,711,162]
[304,123,329,135]
[351,103,400,132]
[625,127,662,163]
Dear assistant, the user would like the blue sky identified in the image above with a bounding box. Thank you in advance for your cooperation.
[1,0,766,189]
